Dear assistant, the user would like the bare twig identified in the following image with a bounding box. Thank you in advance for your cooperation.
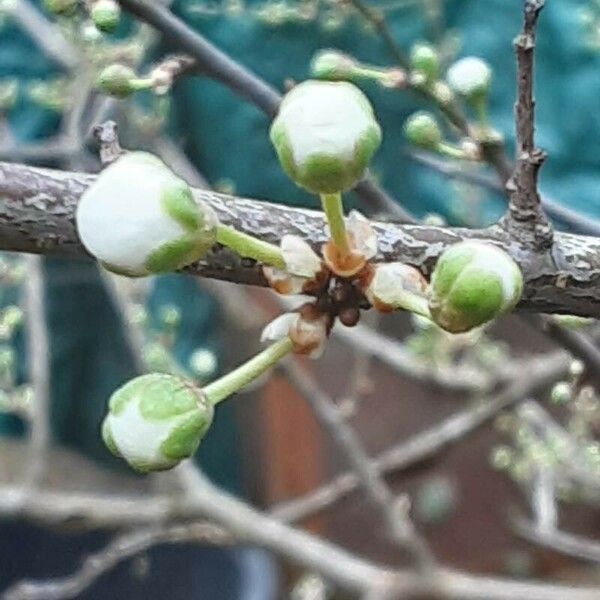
[514,517,600,564]
[283,360,435,568]
[20,256,51,495]
[3,522,230,600]
[273,350,569,523]
[504,0,552,248]
[408,151,600,237]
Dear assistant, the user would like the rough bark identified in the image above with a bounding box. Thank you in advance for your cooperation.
[0,161,599,317]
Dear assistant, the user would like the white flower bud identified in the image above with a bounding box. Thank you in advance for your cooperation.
[76,152,218,277]
[102,373,213,473]
[446,57,492,98]
[270,80,381,193]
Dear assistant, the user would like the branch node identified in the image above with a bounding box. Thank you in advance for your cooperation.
[92,120,124,166]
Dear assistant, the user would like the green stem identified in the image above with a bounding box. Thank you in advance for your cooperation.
[203,337,293,405]
[216,224,286,269]
[471,92,489,129]
[437,142,466,160]
[320,192,350,256]
[393,291,432,319]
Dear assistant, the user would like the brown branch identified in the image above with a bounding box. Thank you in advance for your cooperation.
[504,0,553,249]
[1,161,600,317]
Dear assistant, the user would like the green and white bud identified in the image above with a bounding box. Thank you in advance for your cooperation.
[97,64,149,98]
[91,0,121,33]
[410,43,440,82]
[76,152,218,277]
[270,80,382,193]
[404,111,442,150]
[310,49,357,81]
[446,56,491,99]
[42,0,77,15]
[102,373,213,473]
[429,241,523,333]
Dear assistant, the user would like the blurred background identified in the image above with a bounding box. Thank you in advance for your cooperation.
[0,0,600,598]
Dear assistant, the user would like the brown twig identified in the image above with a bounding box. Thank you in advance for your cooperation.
[503,0,553,249]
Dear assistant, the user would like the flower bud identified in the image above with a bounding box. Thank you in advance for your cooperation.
[270,80,381,193]
[310,49,357,81]
[102,373,213,473]
[410,43,440,82]
[97,64,142,98]
[404,111,442,150]
[261,308,330,359]
[446,56,491,99]
[365,262,427,312]
[42,0,77,15]
[76,152,218,277]
[91,0,121,33]
[429,241,523,333]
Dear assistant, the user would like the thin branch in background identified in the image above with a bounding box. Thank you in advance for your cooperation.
[408,151,600,237]
[19,256,51,496]
[523,315,600,389]
[5,0,78,70]
[513,517,600,565]
[2,523,231,600]
[273,349,570,523]
[283,360,435,569]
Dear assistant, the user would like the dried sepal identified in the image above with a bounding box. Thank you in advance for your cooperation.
[322,210,377,278]
[260,305,331,359]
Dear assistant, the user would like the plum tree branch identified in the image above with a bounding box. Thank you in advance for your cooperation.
[1,161,599,317]
[503,0,553,248]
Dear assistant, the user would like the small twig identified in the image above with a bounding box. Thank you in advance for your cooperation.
[5,0,78,70]
[523,315,600,389]
[273,349,569,523]
[283,360,435,569]
[408,151,600,237]
[3,523,230,600]
[504,0,553,248]
[92,121,124,166]
[20,256,51,495]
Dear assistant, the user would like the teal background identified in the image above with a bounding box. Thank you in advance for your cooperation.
[0,0,599,494]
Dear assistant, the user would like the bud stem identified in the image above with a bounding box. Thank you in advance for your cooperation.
[320,192,350,257]
[397,291,431,318]
[203,337,293,405]
[216,224,286,269]
[437,142,467,160]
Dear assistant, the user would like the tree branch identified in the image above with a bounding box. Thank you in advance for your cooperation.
[1,161,599,317]
[504,0,553,248]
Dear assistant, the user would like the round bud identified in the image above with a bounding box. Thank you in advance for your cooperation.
[102,373,213,473]
[97,64,139,98]
[76,152,218,277]
[91,0,121,33]
[404,111,442,150]
[42,0,77,15]
[310,49,356,81]
[446,56,491,98]
[550,381,571,405]
[429,241,523,333]
[410,43,440,82]
[269,80,382,193]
